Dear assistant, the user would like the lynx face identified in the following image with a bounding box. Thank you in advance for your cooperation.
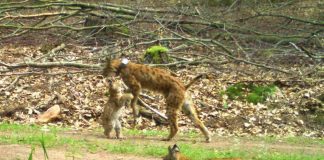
[108,80,122,95]
[102,59,120,77]
[163,144,189,160]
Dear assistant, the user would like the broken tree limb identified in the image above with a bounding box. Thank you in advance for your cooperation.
[0,61,101,70]
[138,108,168,125]
[137,98,168,121]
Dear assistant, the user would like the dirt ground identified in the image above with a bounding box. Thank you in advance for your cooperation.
[0,144,160,160]
[0,131,323,160]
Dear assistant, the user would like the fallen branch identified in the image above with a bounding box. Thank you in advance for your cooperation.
[34,43,66,62]
[236,12,324,26]
[0,71,87,76]
[1,76,21,91]
[138,108,168,125]
[137,98,168,120]
[0,61,100,70]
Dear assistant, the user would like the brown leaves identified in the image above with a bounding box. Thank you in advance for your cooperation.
[0,45,323,138]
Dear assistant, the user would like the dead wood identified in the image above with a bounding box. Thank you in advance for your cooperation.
[138,108,168,126]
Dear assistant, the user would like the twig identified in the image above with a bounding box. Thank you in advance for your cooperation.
[289,42,302,52]
[257,13,324,26]
[298,45,324,59]
[236,13,324,26]
[34,43,66,62]
[154,17,292,74]
[1,76,21,91]
[139,93,155,101]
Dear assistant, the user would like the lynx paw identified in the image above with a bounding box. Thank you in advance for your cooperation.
[206,137,211,143]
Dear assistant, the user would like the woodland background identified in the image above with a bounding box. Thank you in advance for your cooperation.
[0,0,323,139]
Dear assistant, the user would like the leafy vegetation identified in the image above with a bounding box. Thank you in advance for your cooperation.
[222,83,277,104]
[28,147,35,160]
[40,134,49,160]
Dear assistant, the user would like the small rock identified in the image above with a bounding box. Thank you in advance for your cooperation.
[37,105,60,123]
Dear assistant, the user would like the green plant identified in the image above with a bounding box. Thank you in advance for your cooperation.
[143,45,171,64]
[223,83,277,104]
[40,134,49,160]
[28,146,35,160]
[222,83,245,100]
[247,84,277,104]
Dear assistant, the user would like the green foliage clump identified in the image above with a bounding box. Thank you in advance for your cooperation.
[247,84,277,104]
[144,46,171,64]
[223,83,245,100]
[223,83,277,104]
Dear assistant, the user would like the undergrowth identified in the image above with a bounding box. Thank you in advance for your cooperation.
[222,83,277,104]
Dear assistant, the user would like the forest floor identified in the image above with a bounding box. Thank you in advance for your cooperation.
[0,127,323,160]
[0,43,323,160]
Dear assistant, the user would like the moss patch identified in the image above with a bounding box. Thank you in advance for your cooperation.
[143,46,171,64]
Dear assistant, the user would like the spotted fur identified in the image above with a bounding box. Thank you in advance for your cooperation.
[102,59,211,142]
[101,80,133,139]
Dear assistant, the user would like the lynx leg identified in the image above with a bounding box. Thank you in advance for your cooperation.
[125,76,141,127]
[130,89,140,127]
[102,114,113,138]
[103,122,113,139]
[163,94,183,141]
[182,98,211,142]
[114,119,124,139]
[164,111,179,141]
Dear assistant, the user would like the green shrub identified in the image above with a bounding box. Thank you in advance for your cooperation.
[223,83,277,104]
[223,83,245,100]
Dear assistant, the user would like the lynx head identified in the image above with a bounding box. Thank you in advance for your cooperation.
[102,58,129,77]
[164,144,182,160]
[107,79,122,96]
[102,58,120,77]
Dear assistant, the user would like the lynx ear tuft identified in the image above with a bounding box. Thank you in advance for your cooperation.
[172,144,180,152]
